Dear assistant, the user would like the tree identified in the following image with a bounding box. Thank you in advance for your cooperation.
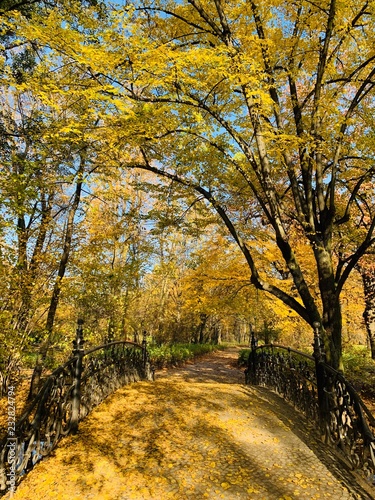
[68,170,153,343]
[10,0,375,369]
[28,149,86,396]
[358,260,375,359]
[120,0,375,369]
[0,0,109,389]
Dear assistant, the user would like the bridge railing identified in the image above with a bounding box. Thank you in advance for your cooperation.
[245,343,375,484]
[0,320,154,494]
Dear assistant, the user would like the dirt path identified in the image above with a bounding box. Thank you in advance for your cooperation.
[8,348,370,499]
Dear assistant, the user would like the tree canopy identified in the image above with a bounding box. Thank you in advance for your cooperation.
[1,0,375,371]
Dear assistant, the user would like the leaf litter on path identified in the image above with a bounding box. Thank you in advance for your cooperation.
[8,348,362,499]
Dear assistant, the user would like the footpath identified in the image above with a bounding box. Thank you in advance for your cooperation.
[9,348,371,499]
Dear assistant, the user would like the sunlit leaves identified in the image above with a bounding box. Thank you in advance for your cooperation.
[1,0,374,368]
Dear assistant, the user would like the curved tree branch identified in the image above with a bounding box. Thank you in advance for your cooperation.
[126,150,312,323]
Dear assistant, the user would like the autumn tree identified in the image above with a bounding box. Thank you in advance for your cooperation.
[68,170,154,343]
[8,0,375,370]
[357,259,375,359]
[177,232,263,345]
[115,0,375,370]
[0,89,69,393]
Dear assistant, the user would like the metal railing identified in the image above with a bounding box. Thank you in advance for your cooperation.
[0,320,154,494]
[245,341,375,485]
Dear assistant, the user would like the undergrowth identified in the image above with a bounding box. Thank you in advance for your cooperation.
[148,343,225,369]
[343,345,375,399]
[238,349,251,366]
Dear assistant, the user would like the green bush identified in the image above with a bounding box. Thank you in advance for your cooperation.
[343,345,375,376]
[22,349,64,371]
[238,349,251,366]
[340,345,375,398]
[148,343,223,369]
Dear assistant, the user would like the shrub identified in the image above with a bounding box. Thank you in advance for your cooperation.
[343,345,375,376]
[238,349,251,366]
[148,343,223,369]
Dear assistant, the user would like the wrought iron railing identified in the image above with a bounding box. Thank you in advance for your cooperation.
[0,321,154,495]
[245,344,319,421]
[245,342,375,485]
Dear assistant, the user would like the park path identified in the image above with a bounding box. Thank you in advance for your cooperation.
[9,348,370,499]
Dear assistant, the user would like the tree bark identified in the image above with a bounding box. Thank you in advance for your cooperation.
[358,263,375,359]
[15,191,54,337]
[197,313,207,344]
[313,242,343,370]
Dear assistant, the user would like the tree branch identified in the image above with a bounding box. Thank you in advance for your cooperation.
[128,151,312,323]
[336,220,375,296]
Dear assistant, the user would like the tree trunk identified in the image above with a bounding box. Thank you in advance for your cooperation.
[28,158,85,398]
[107,317,115,343]
[358,264,375,359]
[198,313,207,344]
[313,244,343,370]
[133,331,140,344]
[13,181,55,340]
[15,212,29,330]
[213,323,221,345]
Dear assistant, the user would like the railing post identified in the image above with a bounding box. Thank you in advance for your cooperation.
[313,322,328,424]
[250,325,258,351]
[71,319,85,434]
[142,330,148,370]
[246,329,258,384]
